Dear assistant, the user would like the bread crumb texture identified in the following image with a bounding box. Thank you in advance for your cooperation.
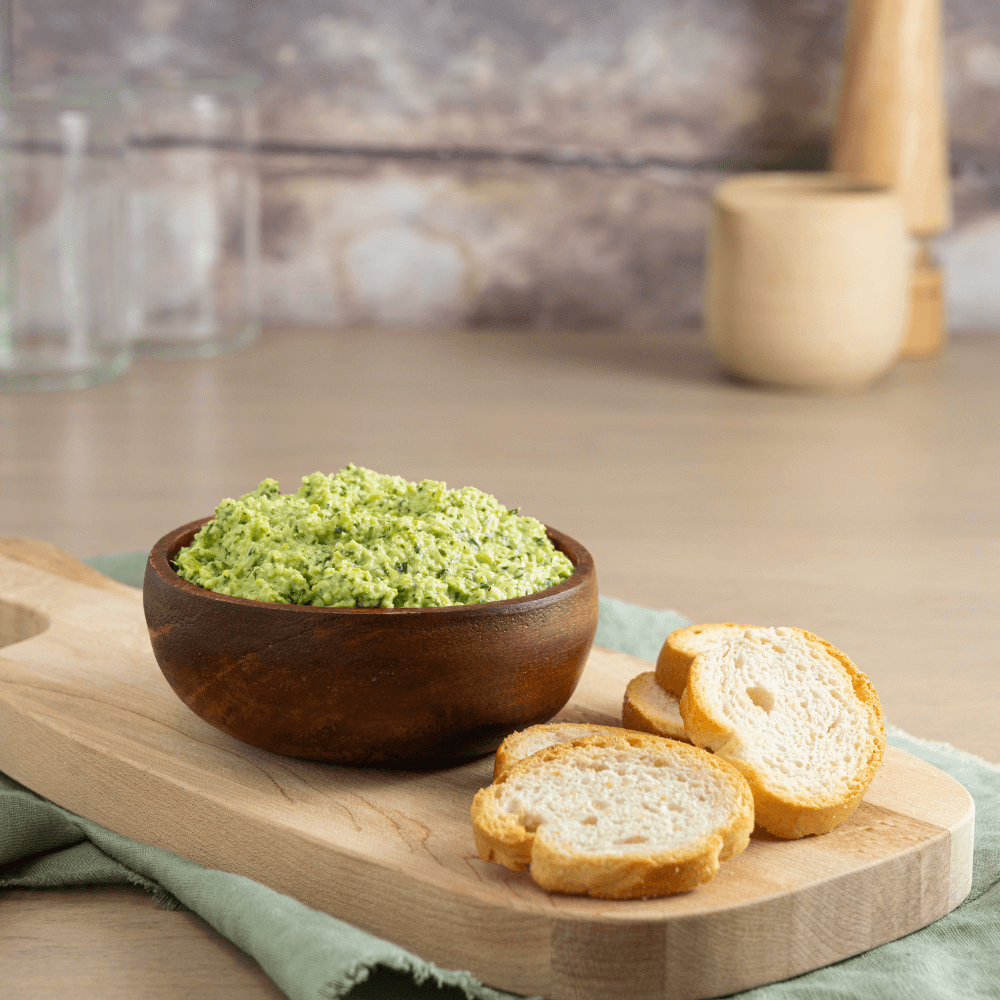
[493,723,623,782]
[681,626,885,838]
[656,623,754,696]
[472,733,753,899]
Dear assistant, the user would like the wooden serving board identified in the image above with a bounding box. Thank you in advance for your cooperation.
[0,541,974,1000]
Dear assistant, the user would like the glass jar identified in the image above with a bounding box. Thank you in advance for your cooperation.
[0,87,131,391]
[124,73,260,360]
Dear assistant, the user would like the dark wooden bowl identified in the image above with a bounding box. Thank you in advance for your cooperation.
[143,517,598,766]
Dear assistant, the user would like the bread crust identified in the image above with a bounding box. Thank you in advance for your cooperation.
[655,623,756,696]
[493,723,625,782]
[621,671,692,743]
[680,628,886,839]
[471,732,754,899]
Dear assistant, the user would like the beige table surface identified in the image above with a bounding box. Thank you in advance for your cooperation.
[1,327,997,998]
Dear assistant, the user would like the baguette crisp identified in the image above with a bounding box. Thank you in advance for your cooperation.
[621,672,691,743]
[493,723,624,782]
[472,732,754,899]
[680,627,885,839]
[655,623,756,696]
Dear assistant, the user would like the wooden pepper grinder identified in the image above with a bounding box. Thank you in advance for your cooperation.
[831,0,951,358]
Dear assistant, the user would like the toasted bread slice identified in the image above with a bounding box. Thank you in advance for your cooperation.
[655,623,756,696]
[622,672,691,743]
[493,723,626,781]
[680,626,885,839]
[472,732,754,899]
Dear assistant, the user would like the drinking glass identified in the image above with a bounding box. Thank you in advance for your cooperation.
[124,74,260,360]
[0,88,130,391]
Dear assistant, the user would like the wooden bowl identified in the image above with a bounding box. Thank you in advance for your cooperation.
[143,517,598,766]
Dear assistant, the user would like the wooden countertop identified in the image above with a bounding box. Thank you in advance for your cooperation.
[1,327,997,998]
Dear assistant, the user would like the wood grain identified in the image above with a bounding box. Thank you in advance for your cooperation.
[0,542,975,1000]
[0,537,136,597]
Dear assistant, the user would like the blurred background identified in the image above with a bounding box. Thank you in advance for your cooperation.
[6,0,999,335]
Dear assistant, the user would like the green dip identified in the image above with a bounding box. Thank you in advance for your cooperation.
[173,465,575,608]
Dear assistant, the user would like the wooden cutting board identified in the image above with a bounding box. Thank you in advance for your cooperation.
[0,540,975,1000]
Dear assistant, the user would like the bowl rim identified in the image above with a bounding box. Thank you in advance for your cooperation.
[146,516,595,616]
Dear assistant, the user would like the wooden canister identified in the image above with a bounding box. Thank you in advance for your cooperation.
[705,172,912,391]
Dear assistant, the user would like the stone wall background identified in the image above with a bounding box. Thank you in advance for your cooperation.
[10,0,1000,332]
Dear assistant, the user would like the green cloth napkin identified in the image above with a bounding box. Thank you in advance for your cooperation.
[1,552,998,1000]
[82,549,150,588]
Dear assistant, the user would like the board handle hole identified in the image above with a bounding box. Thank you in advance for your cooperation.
[0,599,50,650]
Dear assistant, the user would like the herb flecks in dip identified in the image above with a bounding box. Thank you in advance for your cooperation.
[174,465,575,608]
